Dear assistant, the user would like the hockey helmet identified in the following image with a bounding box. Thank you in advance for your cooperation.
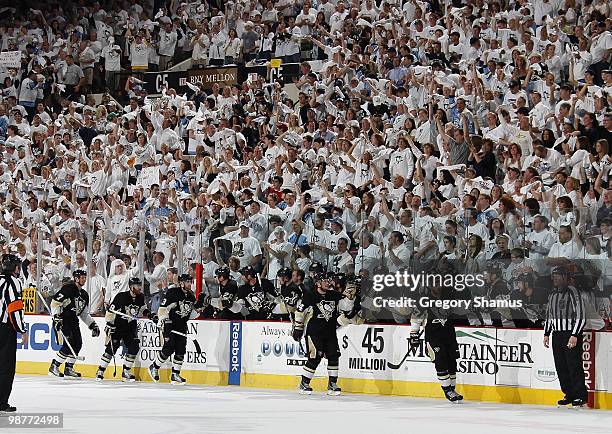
[1,254,21,274]
[516,272,534,287]
[277,267,292,278]
[486,261,505,278]
[179,273,193,282]
[240,266,258,278]
[129,277,142,287]
[331,272,347,288]
[215,266,231,279]
[313,271,328,282]
[73,269,87,279]
[348,275,362,286]
[309,262,325,274]
[551,266,567,277]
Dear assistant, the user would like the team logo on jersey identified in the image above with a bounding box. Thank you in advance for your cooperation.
[73,296,87,316]
[127,304,140,317]
[246,292,265,311]
[317,300,336,321]
[177,300,194,317]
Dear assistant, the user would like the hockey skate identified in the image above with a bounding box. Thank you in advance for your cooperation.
[0,404,17,413]
[48,362,64,378]
[95,369,105,382]
[148,364,160,382]
[443,387,462,403]
[571,398,587,409]
[170,372,186,385]
[64,365,82,379]
[451,387,463,401]
[327,381,342,396]
[122,369,136,383]
[298,381,313,395]
[557,396,572,406]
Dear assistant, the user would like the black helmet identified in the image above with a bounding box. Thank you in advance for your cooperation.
[277,267,292,278]
[215,267,231,279]
[516,272,534,287]
[179,274,193,282]
[309,262,325,274]
[314,271,328,282]
[348,275,362,286]
[129,277,142,286]
[240,266,258,278]
[1,254,20,274]
[487,261,504,277]
[347,275,362,291]
[551,266,567,276]
[73,269,87,279]
[332,272,347,288]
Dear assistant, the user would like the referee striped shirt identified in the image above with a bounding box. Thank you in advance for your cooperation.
[544,285,586,337]
[0,274,26,333]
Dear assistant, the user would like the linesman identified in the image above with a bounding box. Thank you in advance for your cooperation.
[0,254,26,413]
[543,266,587,407]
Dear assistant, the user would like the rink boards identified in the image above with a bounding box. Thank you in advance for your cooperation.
[16,316,612,409]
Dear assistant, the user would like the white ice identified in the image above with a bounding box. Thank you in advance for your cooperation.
[8,375,612,434]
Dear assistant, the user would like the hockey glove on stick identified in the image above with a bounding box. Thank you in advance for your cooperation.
[105,323,116,337]
[52,315,64,345]
[292,324,304,342]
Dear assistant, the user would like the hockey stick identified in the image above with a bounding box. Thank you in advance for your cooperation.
[109,309,203,353]
[386,330,423,370]
[35,291,85,361]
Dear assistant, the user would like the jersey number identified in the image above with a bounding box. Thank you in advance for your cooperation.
[362,327,384,354]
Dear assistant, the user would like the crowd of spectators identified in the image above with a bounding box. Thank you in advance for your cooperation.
[0,0,611,328]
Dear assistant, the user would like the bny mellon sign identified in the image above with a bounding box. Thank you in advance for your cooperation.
[187,67,238,89]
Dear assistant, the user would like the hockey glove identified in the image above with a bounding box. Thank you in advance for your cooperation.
[90,322,101,338]
[292,325,304,342]
[194,294,211,311]
[158,319,172,340]
[105,324,116,337]
[409,331,421,347]
[220,296,232,309]
[52,315,63,332]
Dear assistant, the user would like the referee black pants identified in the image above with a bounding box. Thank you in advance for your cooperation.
[552,331,587,401]
[0,323,17,407]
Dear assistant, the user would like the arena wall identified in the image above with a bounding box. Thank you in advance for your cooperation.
[16,316,612,409]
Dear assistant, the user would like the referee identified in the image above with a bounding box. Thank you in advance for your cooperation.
[543,266,587,407]
[0,254,26,413]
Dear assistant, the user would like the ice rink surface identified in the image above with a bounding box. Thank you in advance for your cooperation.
[6,375,612,434]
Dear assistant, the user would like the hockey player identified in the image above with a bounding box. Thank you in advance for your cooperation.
[303,262,325,294]
[236,266,276,320]
[335,274,364,326]
[96,278,152,382]
[272,267,302,321]
[148,274,207,384]
[292,272,344,396]
[212,266,241,319]
[49,270,101,378]
[410,284,463,402]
